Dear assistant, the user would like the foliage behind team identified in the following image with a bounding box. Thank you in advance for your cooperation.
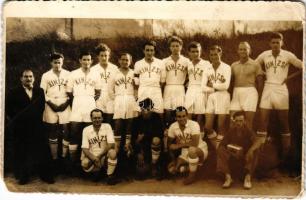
[4,30,303,189]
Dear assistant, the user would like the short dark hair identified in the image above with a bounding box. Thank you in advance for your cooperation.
[188,41,201,51]
[95,43,111,55]
[119,52,132,61]
[50,52,64,61]
[139,98,154,110]
[20,68,34,78]
[233,111,246,119]
[270,32,283,40]
[79,49,92,59]
[143,40,157,50]
[168,36,183,46]
[175,106,188,115]
[209,45,222,53]
[90,108,103,118]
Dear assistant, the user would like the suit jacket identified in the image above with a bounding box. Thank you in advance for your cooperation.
[6,84,45,141]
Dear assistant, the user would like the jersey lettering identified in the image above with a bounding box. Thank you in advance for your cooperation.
[100,72,111,83]
[88,135,107,145]
[47,78,67,88]
[165,63,187,74]
[74,77,95,87]
[139,66,161,75]
[115,76,133,88]
[188,68,203,79]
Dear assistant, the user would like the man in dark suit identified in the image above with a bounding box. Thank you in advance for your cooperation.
[6,69,55,185]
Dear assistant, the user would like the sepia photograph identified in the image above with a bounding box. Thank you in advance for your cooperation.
[1,1,304,199]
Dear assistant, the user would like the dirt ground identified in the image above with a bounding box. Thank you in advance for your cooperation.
[2,171,302,198]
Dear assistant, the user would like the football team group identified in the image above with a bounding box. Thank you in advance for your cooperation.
[6,32,303,189]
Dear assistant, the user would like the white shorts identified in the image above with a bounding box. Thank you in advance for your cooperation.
[138,86,163,113]
[43,97,71,124]
[206,91,230,114]
[230,87,258,112]
[96,92,114,114]
[185,85,206,114]
[70,96,96,122]
[179,142,208,162]
[260,83,289,110]
[164,85,185,110]
[113,95,139,119]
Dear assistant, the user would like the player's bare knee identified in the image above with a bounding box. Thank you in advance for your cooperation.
[188,146,198,158]
[108,149,117,160]
[81,158,90,168]
[152,137,161,146]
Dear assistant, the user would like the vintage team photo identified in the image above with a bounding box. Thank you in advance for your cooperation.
[2,7,304,197]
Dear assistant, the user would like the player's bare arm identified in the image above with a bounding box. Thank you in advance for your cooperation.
[168,136,181,151]
[82,148,101,167]
[46,99,60,112]
[133,74,140,90]
[57,99,71,112]
[282,70,302,85]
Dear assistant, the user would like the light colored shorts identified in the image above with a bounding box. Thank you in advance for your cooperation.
[113,95,139,119]
[138,86,164,113]
[179,142,208,162]
[260,83,289,110]
[163,85,185,110]
[185,85,206,114]
[70,96,96,122]
[230,87,258,112]
[96,92,114,114]
[206,91,230,114]
[43,97,71,124]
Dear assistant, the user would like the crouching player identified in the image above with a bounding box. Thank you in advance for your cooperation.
[81,109,118,185]
[132,98,165,180]
[216,111,259,189]
[167,106,208,185]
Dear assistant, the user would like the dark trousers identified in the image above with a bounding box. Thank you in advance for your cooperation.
[216,145,259,176]
[13,128,53,181]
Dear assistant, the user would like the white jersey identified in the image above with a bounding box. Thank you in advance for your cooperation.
[109,69,135,98]
[256,49,302,84]
[187,59,210,86]
[40,69,70,101]
[201,62,231,93]
[168,120,205,147]
[91,62,119,92]
[163,55,189,85]
[81,124,115,156]
[66,68,102,97]
[134,57,166,87]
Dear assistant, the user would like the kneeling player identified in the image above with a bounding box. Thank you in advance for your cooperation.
[167,106,208,185]
[132,98,165,179]
[81,109,117,185]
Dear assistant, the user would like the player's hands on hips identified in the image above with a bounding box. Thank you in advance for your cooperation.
[281,78,287,85]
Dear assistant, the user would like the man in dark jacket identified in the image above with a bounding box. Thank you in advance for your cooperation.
[216,111,260,189]
[6,69,54,185]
